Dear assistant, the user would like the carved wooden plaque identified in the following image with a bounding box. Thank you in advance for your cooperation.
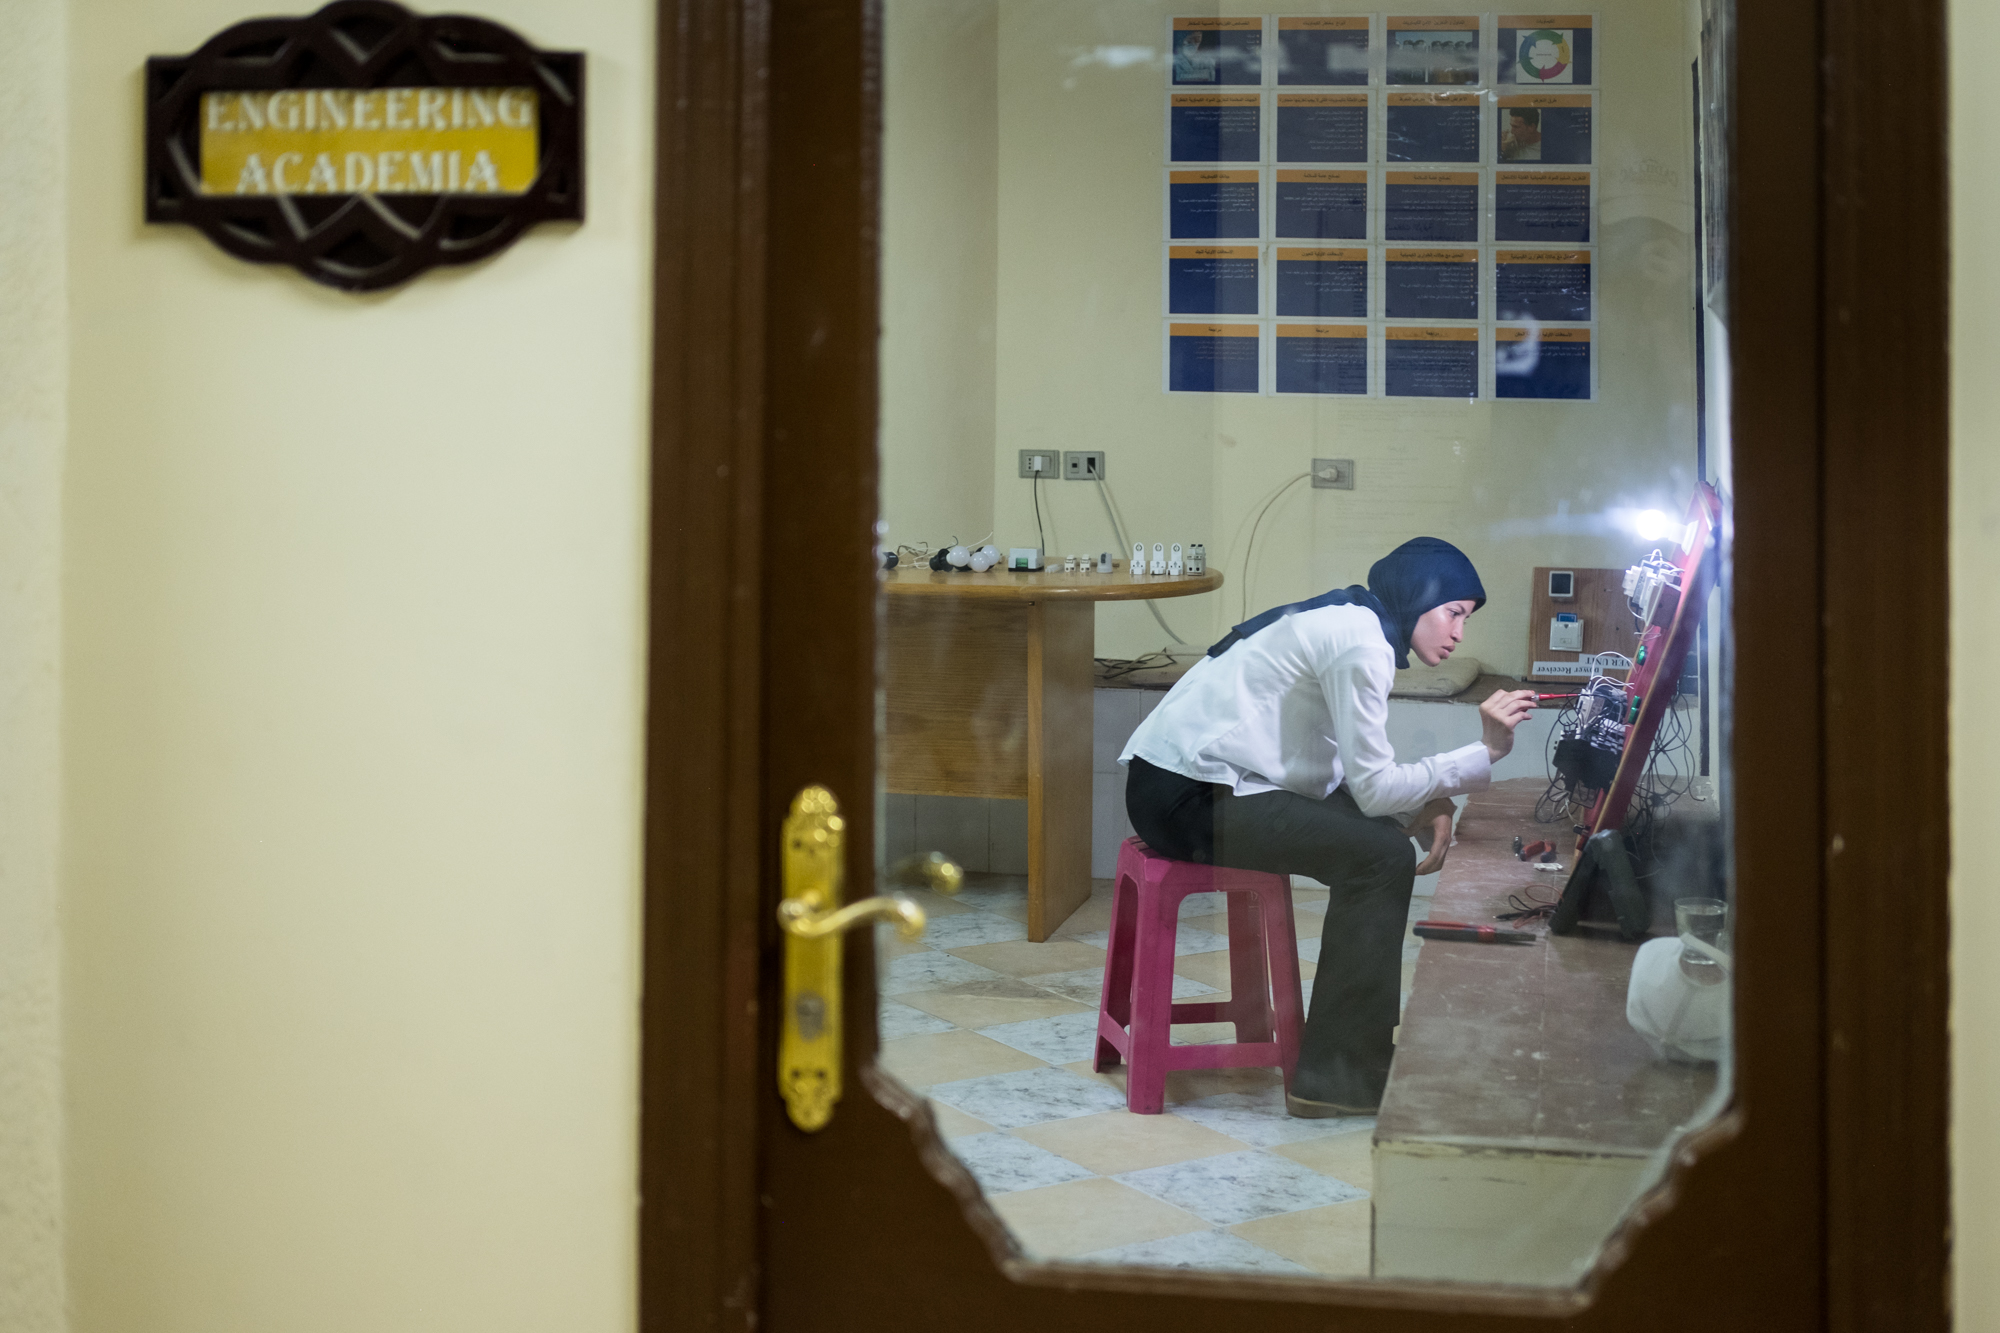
[145,0,583,291]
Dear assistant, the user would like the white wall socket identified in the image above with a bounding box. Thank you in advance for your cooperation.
[1312,458,1356,490]
[1063,450,1106,480]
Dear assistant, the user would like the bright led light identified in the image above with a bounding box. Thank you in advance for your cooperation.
[1633,509,1673,542]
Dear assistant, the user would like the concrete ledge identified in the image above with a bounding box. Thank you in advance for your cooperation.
[1369,777,1720,1285]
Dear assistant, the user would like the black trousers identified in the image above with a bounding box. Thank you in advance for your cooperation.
[1124,756,1415,1104]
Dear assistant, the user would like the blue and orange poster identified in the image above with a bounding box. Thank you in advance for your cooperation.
[1276,323,1368,394]
[1496,325,1592,398]
[1170,323,1261,392]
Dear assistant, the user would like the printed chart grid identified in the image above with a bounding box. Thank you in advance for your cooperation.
[1163,13,1599,400]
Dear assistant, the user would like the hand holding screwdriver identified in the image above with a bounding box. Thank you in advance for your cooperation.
[1479,689,1539,763]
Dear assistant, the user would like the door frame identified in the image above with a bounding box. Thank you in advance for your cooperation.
[638,0,1949,1327]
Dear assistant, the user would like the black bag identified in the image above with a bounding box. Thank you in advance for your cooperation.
[1549,829,1650,941]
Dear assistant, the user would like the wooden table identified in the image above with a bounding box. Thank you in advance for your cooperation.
[883,565,1222,940]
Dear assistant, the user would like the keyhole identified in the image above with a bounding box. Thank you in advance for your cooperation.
[794,991,826,1041]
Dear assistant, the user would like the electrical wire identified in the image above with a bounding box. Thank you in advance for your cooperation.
[1239,472,1312,621]
[1031,471,1047,554]
[1093,651,1179,681]
[1534,681,1702,862]
[1534,691,1589,826]
[1496,889,1559,925]
[1093,475,1193,647]
[1093,474,1133,559]
[1218,473,1305,611]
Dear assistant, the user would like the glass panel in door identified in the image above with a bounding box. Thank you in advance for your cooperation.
[873,0,1734,1288]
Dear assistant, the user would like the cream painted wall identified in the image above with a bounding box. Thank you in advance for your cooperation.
[882,0,999,550]
[859,0,1705,667]
[59,4,652,1332]
[0,1,71,1329]
[1952,0,1998,1320]
[986,0,1700,665]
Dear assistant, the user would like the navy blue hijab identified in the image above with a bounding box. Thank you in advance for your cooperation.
[1207,537,1487,669]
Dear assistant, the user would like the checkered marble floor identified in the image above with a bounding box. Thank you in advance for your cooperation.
[875,872,1434,1277]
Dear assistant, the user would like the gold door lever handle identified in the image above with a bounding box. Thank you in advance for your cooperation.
[776,849,967,941]
[776,785,962,1131]
[886,850,966,896]
[777,893,926,941]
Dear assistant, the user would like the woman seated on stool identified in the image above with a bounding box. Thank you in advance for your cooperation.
[1120,536,1537,1118]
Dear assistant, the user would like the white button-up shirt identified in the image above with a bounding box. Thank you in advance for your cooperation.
[1120,602,1491,820]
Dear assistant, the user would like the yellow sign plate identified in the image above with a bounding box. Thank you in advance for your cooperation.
[199,87,538,196]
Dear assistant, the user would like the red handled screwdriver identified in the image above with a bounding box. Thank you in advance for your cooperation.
[1413,920,1539,945]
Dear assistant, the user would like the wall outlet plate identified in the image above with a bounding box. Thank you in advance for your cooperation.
[1017,450,1058,478]
[1312,458,1356,490]
[1064,450,1106,480]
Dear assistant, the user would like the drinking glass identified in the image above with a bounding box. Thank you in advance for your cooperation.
[1676,897,1729,984]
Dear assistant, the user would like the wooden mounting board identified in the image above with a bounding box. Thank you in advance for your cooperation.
[1526,565,1640,681]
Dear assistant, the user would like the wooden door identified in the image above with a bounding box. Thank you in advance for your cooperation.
[639,0,1948,1329]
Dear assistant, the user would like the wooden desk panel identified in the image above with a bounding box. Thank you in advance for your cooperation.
[882,567,1223,940]
[883,598,1029,799]
[1024,601,1094,938]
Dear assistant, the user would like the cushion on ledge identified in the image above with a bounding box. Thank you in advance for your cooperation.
[1391,654,1482,698]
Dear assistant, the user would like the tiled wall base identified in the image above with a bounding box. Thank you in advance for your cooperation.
[881,790,1031,876]
[884,692,1561,877]
[1370,1142,1648,1284]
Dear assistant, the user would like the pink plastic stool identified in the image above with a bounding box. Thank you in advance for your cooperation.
[1093,838,1305,1115]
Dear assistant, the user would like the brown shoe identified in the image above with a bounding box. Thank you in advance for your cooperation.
[1286,1090,1379,1118]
